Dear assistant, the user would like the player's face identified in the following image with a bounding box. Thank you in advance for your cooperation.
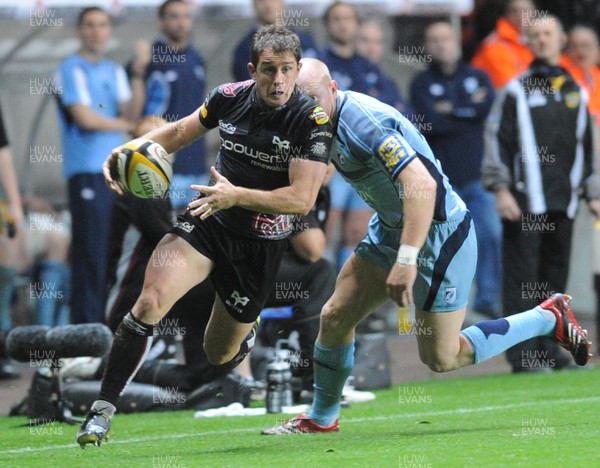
[160,2,192,44]
[250,50,300,108]
[254,0,284,25]
[77,10,111,55]
[327,4,358,46]
[567,29,600,69]
[357,24,384,64]
[425,23,460,66]
[528,20,564,64]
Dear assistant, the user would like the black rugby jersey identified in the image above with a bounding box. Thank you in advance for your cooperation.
[197,80,333,240]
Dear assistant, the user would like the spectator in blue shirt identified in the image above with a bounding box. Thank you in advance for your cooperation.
[131,0,208,210]
[356,19,413,115]
[231,0,318,82]
[318,2,380,96]
[55,7,144,323]
[411,20,502,318]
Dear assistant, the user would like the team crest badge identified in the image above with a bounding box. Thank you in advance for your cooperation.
[444,287,457,304]
[565,91,580,109]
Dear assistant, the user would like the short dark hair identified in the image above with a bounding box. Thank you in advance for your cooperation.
[77,6,109,27]
[250,25,301,68]
[323,1,357,26]
[158,0,187,19]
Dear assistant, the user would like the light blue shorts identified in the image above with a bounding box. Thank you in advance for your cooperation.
[355,212,477,312]
[329,171,372,211]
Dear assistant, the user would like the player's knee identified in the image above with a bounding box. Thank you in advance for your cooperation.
[320,303,350,340]
[134,284,169,323]
[203,342,237,366]
[421,353,457,373]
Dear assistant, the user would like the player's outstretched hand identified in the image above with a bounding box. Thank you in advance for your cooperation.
[386,263,417,307]
[103,148,126,196]
[189,166,238,220]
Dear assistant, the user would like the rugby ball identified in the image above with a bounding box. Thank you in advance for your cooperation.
[117,139,172,199]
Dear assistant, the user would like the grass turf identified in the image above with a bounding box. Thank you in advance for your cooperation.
[0,367,599,467]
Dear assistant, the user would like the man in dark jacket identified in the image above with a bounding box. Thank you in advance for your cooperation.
[483,15,600,372]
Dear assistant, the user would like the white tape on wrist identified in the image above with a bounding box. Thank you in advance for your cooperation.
[396,244,419,265]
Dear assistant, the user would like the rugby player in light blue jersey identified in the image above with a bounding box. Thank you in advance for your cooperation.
[262,58,592,435]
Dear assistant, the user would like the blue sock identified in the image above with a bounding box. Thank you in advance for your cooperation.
[309,340,354,427]
[461,307,556,364]
[337,247,354,271]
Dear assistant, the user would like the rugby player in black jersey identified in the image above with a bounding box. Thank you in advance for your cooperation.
[77,25,333,447]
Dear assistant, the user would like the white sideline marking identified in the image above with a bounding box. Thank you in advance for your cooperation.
[2,395,599,455]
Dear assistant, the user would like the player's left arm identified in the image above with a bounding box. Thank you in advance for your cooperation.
[386,157,437,307]
[188,160,327,219]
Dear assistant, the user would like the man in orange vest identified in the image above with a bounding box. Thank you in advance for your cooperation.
[472,0,536,89]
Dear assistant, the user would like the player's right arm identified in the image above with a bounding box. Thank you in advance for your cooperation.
[105,82,232,193]
[103,108,210,195]
[386,157,437,307]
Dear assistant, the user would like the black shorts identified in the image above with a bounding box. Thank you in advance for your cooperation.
[169,212,288,323]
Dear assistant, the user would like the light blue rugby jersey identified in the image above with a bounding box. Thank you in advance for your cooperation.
[331,90,466,228]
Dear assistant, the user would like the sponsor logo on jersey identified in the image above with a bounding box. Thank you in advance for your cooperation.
[377,134,410,170]
[218,80,253,97]
[309,130,333,140]
[200,103,208,119]
[310,142,327,156]
[221,137,289,167]
[253,213,291,237]
[218,120,237,134]
[174,221,194,233]
[272,135,290,153]
[308,106,330,125]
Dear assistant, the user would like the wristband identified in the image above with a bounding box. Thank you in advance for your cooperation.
[396,244,419,265]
